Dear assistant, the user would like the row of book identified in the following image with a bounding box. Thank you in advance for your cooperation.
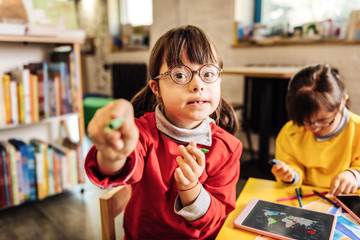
[0,138,85,209]
[0,48,81,126]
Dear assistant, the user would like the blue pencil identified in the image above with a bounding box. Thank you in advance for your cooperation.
[295,188,303,208]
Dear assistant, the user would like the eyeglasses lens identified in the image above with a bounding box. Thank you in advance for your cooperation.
[170,65,219,84]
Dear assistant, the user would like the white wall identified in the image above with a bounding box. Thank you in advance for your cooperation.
[82,0,360,114]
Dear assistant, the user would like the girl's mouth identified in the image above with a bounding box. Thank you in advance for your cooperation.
[188,100,207,104]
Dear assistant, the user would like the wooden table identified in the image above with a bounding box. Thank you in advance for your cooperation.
[215,177,330,239]
[223,66,302,177]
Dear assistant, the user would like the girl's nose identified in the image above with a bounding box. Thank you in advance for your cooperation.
[190,75,205,92]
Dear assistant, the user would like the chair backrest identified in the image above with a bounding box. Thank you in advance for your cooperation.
[99,185,131,240]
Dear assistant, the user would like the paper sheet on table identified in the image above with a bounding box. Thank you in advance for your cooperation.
[252,199,360,240]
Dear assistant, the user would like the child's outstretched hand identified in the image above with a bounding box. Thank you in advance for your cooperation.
[174,141,205,192]
[271,160,296,183]
[87,99,139,175]
[330,171,357,196]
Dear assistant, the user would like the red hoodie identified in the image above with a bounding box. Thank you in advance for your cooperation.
[85,112,242,239]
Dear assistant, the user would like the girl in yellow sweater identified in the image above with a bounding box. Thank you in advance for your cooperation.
[271,63,360,196]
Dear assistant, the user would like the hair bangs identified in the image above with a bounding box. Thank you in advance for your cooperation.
[164,26,220,68]
[287,90,321,125]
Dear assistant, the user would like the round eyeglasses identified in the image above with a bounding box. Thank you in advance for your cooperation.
[153,64,222,85]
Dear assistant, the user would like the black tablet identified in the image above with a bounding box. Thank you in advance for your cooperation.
[234,198,336,240]
[334,194,360,224]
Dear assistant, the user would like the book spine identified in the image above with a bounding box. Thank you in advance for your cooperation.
[15,151,24,203]
[26,145,36,201]
[1,149,10,206]
[20,145,30,201]
[17,82,24,123]
[22,69,32,124]
[10,80,19,124]
[4,150,13,206]
[0,70,6,126]
[8,145,19,205]
[3,75,11,124]
[0,149,7,208]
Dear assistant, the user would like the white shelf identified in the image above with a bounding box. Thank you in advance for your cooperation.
[0,113,79,130]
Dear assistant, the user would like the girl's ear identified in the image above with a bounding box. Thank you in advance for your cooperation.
[149,80,161,98]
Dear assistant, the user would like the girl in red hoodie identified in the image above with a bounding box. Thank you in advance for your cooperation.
[85,25,242,240]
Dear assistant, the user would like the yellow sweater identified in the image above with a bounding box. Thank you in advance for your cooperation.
[275,111,360,188]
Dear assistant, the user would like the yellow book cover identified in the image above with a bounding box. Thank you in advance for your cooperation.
[17,82,24,123]
[0,70,5,126]
[30,139,49,200]
[31,74,39,122]
[3,75,11,124]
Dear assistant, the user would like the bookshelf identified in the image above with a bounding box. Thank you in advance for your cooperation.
[0,35,85,209]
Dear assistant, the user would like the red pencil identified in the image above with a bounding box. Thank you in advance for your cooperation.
[277,191,328,202]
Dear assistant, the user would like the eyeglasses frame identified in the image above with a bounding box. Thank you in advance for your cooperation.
[303,104,344,128]
[153,64,222,85]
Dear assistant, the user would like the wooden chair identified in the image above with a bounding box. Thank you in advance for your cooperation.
[99,185,131,240]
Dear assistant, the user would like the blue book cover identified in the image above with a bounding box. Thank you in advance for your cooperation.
[8,139,30,201]
[26,144,36,201]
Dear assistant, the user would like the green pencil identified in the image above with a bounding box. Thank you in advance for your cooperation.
[199,148,209,153]
[105,116,126,132]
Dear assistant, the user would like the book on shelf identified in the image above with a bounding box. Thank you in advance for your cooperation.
[0,69,6,126]
[25,62,49,119]
[0,136,83,208]
[8,139,36,201]
[8,139,32,201]
[25,23,61,37]
[2,74,11,125]
[30,139,49,200]
[62,138,84,184]
[0,22,26,36]
[0,141,19,206]
[11,68,32,124]
[48,62,72,115]
[0,145,6,208]
[46,145,55,196]
[30,73,39,122]
[9,79,19,124]
[51,48,80,114]
[50,142,74,191]
[3,143,14,206]
[0,143,10,207]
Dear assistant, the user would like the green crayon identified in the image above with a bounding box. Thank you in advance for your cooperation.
[199,148,209,153]
[105,116,126,132]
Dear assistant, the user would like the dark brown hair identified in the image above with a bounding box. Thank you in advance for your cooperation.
[286,63,349,126]
[131,25,238,134]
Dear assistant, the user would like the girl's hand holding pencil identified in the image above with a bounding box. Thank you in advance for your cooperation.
[270,159,296,183]
[87,99,139,175]
[174,141,205,196]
